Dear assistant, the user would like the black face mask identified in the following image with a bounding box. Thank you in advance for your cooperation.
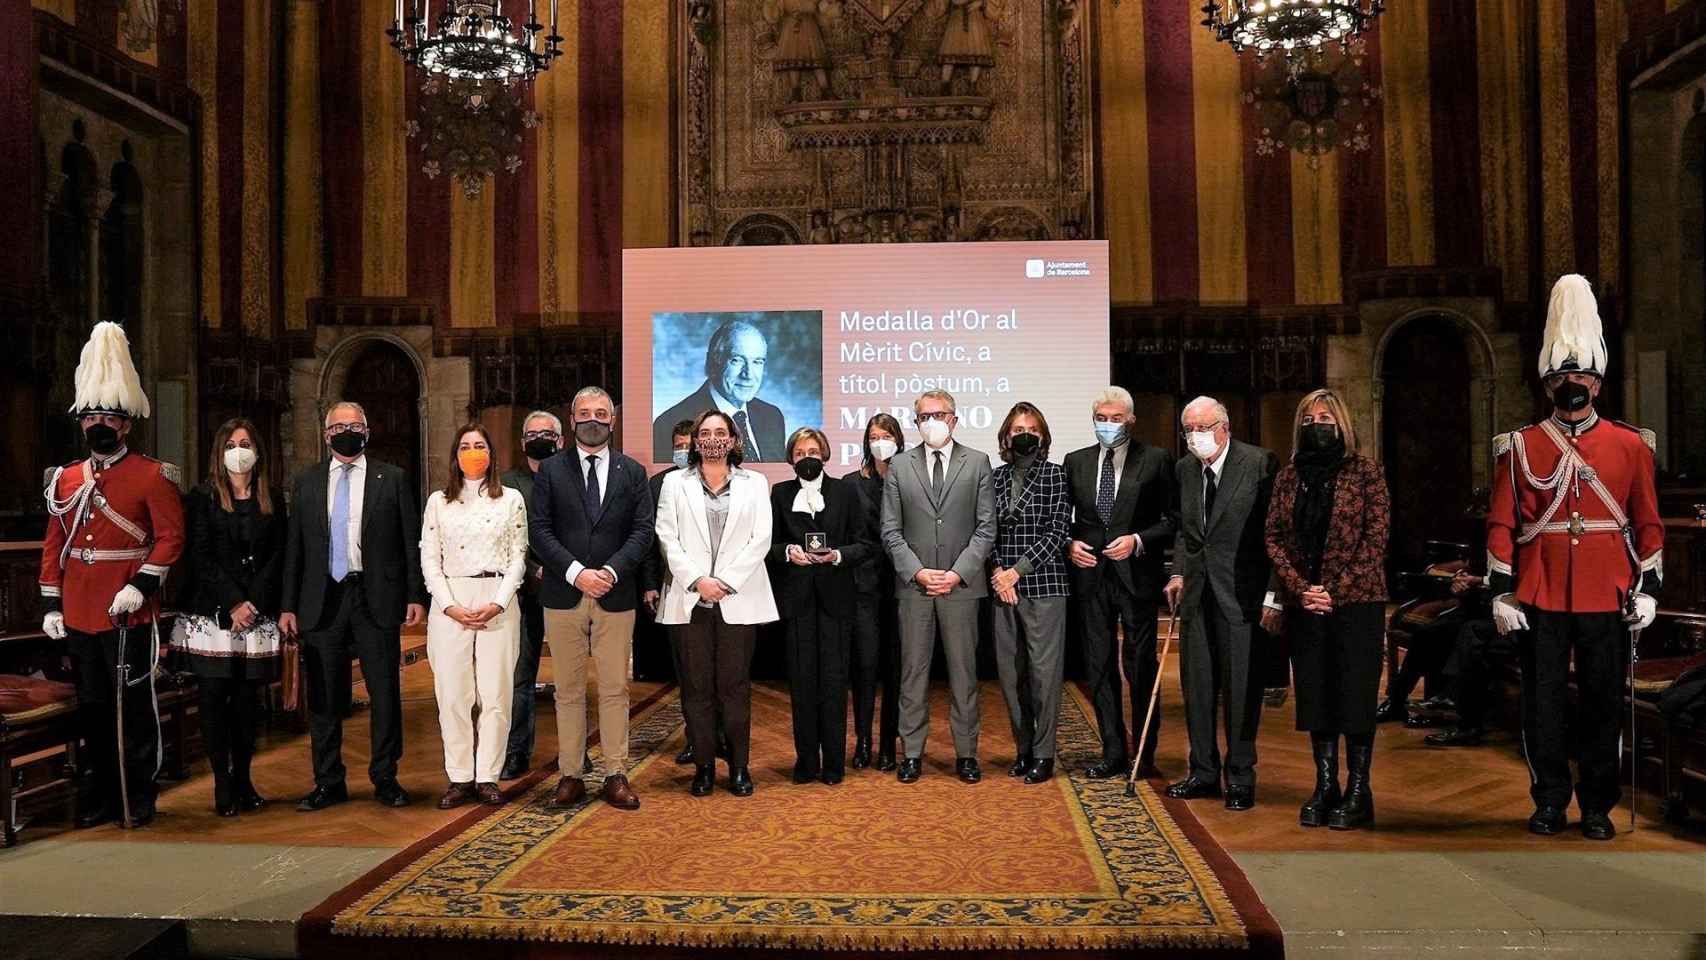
[329,431,367,458]
[523,438,559,461]
[793,456,824,481]
[84,423,121,455]
[1552,380,1592,414]
[574,419,612,447]
[1009,432,1041,458]
[1298,423,1341,454]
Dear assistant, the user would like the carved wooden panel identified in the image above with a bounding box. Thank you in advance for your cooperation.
[680,0,1095,247]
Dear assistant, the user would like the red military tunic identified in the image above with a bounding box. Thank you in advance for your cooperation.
[39,448,186,634]
[1486,413,1662,614]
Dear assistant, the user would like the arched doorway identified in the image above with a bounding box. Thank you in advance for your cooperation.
[1380,315,1476,581]
[326,337,425,490]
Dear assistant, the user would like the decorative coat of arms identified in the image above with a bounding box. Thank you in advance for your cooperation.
[1244,41,1380,167]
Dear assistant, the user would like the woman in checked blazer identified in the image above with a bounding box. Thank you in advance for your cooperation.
[988,402,1072,784]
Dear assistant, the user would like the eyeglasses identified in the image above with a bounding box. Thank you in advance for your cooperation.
[521,430,559,441]
[916,411,953,423]
[1179,422,1224,436]
[326,423,368,436]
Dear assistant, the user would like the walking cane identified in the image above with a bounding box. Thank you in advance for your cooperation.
[1126,600,1178,798]
[112,614,133,829]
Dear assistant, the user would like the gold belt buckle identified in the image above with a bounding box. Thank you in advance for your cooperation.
[81,547,96,565]
[1567,513,1586,537]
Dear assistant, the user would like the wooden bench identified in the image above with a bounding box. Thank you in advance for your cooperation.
[1631,610,1706,823]
[0,673,79,847]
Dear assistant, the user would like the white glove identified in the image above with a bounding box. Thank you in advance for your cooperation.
[1491,595,1528,635]
[1627,594,1657,631]
[42,611,66,640]
[107,584,145,618]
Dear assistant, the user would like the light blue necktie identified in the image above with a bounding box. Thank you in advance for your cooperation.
[330,462,351,582]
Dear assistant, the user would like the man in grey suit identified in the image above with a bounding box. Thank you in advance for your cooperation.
[881,389,997,785]
[1162,396,1281,811]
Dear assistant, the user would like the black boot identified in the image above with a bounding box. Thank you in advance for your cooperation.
[851,737,872,769]
[1299,733,1340,828]
[214,770,238,818]
[689,765,715,797]
[1327,740,1375,830]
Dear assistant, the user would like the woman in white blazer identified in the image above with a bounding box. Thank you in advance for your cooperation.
[656,410,778,798]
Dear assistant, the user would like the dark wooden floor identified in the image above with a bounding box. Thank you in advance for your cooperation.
[30,629,1704,855]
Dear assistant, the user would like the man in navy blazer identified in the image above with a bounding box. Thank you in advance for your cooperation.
[529,386,655,811]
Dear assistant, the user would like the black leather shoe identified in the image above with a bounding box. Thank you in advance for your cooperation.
[1580,811,1616,841]
[125,795,157,828]
[374,779,412,808]
[792,765,818,785]
[1165,776,1222,800]
[75,805,117,829]
[1528,806,1567,835]
[956,758,982,784]
[897,758,922,783]
[821,770,844,785]
[674,745,696,766]
[851,738,872,769]
[1424,726,1485,747]
[1225,784,1256,811]
[1374,698,1407,724]
[215,777,238,818]
[1084,758,1127,779]
[876,747,898,772]
[689,765,715,797]
[234,780,267,812]
[297,783,350,812]
[1403,713,1447,729]
[1023,758,1055,784]
[1008,754,1033,778]
[729,767,754,797]
[500,755,529,781]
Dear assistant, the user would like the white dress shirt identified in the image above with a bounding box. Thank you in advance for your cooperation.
[566,443,618,585]
[420,481,529,612]
[1094,440,1142,557]
[924,437,956,481]
[1201,440,1230,506]
[711,386,761,459]
[327,456,367,573]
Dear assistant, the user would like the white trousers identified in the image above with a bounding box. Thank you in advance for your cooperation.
[426,577,521,783]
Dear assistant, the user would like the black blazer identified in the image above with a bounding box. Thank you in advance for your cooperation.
[1063,441,1176,600]
[190,486,288,625]
[1170,440,1280,624]
[651,382,787,463]
[844,469,893,596]
[767,475,876,618]
[501,463,547,594]
[281,458,428,632]
[529,446,655,612]
[641,466,681,593]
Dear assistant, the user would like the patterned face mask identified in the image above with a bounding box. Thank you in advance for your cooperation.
[698,437,733,460]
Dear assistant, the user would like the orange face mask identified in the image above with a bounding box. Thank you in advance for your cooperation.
[458,448,491,478]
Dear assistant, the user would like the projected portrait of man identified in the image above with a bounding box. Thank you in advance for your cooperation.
[653,318,788,462]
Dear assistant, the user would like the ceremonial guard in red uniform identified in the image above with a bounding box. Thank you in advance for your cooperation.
[38,322,186,828]
[1486,275,1662,841]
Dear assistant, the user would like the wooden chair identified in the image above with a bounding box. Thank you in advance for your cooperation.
[0,674,80,847]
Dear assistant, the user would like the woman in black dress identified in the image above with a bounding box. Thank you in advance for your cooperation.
[844,413,905,770]
[171,418,286,816]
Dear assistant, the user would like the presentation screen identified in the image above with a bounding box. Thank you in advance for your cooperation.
[622,240,1110,480]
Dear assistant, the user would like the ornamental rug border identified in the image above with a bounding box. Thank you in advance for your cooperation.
[311,684,1280,954]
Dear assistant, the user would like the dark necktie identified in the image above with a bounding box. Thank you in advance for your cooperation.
[732,410,759,461]
[584,454,601,518]
[1202,465,1217,533]
[1096,448,1116,523]
[931,450,945,498]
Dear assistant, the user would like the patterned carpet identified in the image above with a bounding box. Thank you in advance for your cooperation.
[301,682,1280,958]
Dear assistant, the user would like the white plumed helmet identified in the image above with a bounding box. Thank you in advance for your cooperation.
[69,321,151,419]
[1538,274,1607,380]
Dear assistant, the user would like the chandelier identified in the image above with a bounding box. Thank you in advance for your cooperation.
[1200,0,1384,59]
[409,76,540,200]
[388,1,562,83]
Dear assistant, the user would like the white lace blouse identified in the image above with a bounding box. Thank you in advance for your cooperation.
[420,481,529,612]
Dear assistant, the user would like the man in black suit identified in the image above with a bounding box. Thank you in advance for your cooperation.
[652,317,786,462]
[280,401,427,812]
[532,386,655,811]
[1064,386,1176,781]
[497,410,566,780]
[1163,396,1280,811]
